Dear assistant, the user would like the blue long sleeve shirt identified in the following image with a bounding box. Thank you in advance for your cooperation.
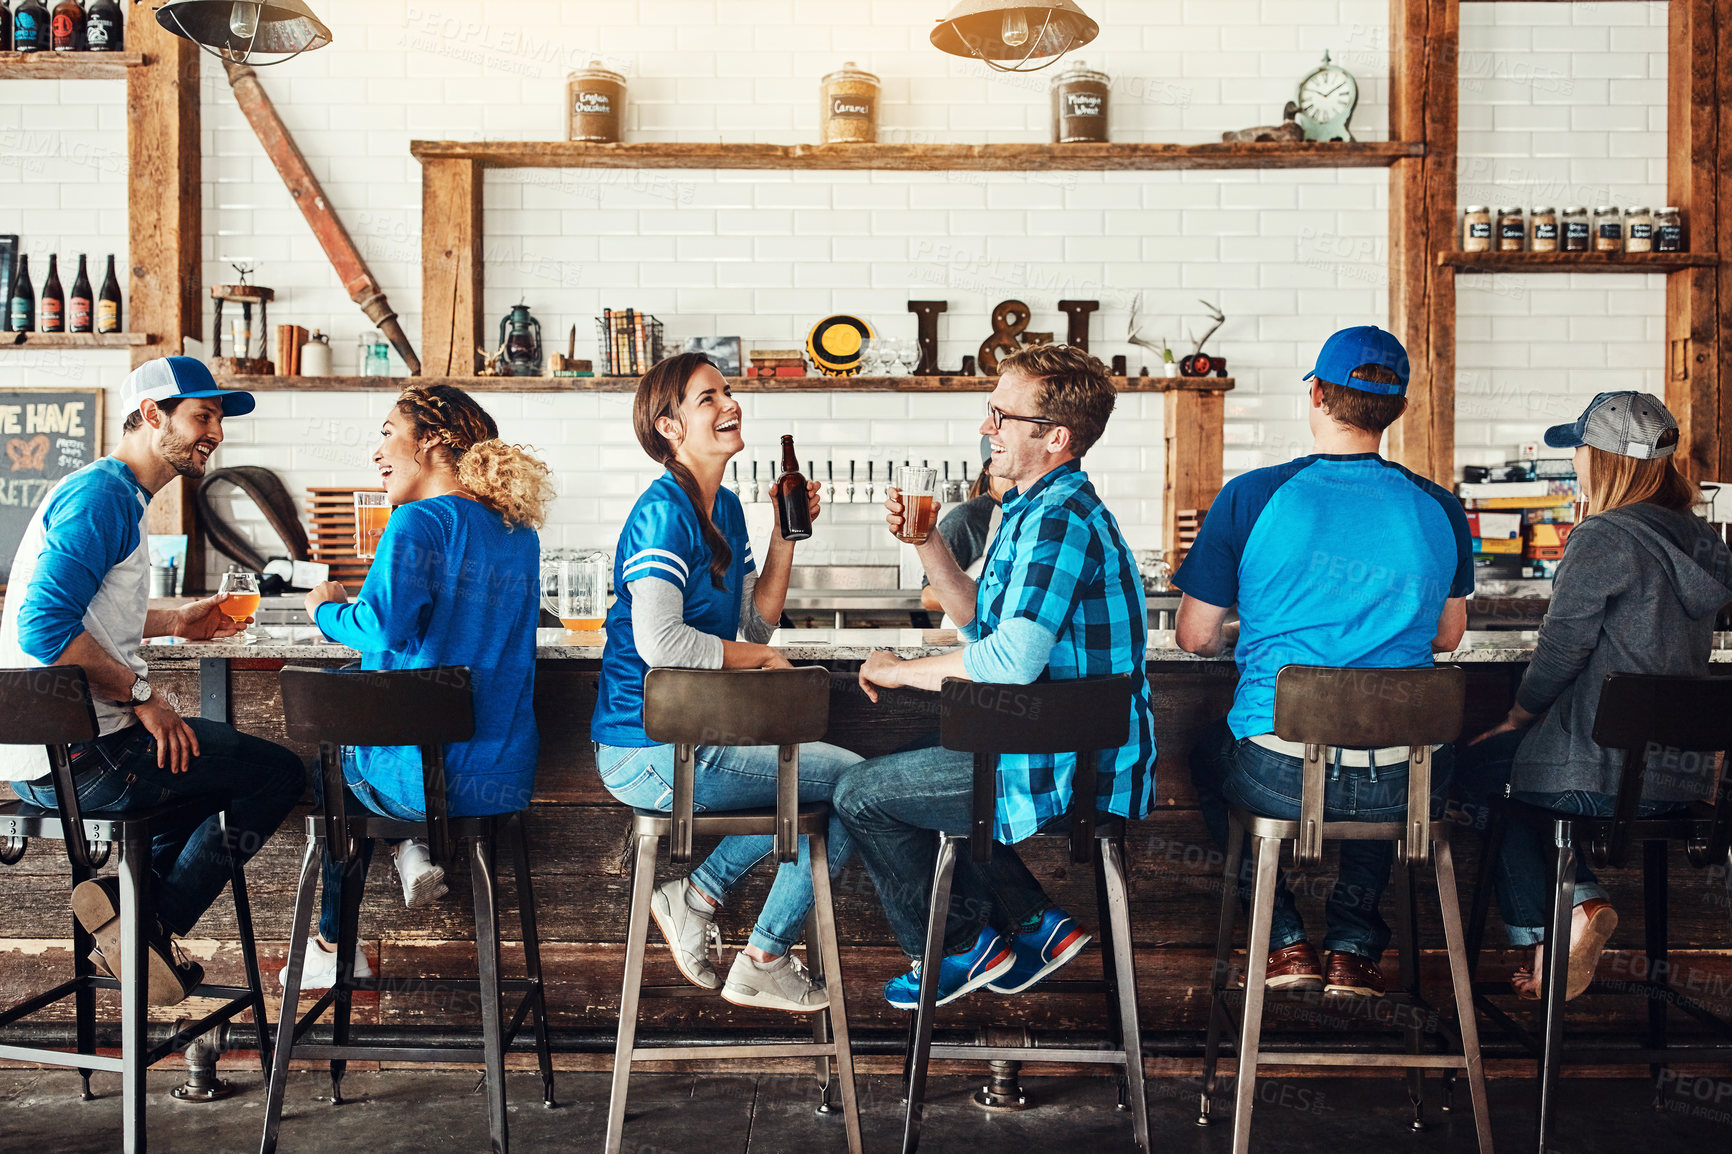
[314,495,541,817]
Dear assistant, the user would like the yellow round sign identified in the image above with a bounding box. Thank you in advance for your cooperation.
[806,315,875,376]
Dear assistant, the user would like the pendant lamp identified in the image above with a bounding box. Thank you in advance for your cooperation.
[930,1,1099,73]
[151,0,332,65]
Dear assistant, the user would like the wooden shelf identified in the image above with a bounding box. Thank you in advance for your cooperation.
[409,140,1423,172]
[217,374,1236,395]
[1438,251,1719,274]
[1,332,152,349]
[0,51,146,79]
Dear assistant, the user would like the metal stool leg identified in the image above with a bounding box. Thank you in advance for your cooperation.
[222,811,273,1074]
[471,835,509,1154]
[511,814,557,1109]
[809,828,863,1154]
[1393,859,1425,1131]
[1433,837,1494,1154]
[329,833,367,1106]
[1197,812,1245,1127]
[901,833,961,1154]
[1536,820,1577,1154]
[260,833,322,1154]
[71,853,96,1102]
[1091,840,1125,1113]
[604,833,659,1154]
[805,910,834,1114]
[1465,806,1509,981]
[1101,836,1149,1152]
[120,835,150,1154]
[1229,835,1280,1154]
[1643,839,1670,1084]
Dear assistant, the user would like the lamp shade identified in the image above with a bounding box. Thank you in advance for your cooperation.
[930,1,1098,69]
[156,0,332,63]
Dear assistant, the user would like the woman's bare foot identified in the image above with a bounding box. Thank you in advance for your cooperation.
[1510,900,1619,1001]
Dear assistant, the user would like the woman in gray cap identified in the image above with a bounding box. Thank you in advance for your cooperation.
[1456,391,1732,1000]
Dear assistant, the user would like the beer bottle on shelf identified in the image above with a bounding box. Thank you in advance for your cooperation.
[1,4,12,53]
[13,0,49,52]
[50,0,84,51]
[775,435,813,541]
[68,254,92,333]
[97,254,122,333]
[84,0,122,51]
[40,254,64,333]
[9,255,36,333]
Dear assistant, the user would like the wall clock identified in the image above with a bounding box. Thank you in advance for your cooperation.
[1296,50,1357,143]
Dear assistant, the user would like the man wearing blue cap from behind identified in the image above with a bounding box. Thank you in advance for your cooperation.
[0,357,304,1006]
[1173,326,1473,998]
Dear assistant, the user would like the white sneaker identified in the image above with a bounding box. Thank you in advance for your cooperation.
[721,952,829,1014]
[393,839,448,907]
[648,879,723,990]
[279,941,375,992]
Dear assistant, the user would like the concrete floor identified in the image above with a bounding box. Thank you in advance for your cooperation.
[1,1068,1727,1152]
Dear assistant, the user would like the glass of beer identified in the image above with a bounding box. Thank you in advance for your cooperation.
[354,491,391,560]
[542,551,609,633]
[893,465,939,545]
[217,568,261,644]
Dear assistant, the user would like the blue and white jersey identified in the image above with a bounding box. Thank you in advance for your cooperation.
[591,473,756,748]
[0,458,152,781]
[1174,453,1473,739]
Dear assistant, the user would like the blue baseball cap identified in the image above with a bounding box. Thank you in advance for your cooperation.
[120,356,256,418]
[1302,325,1411,396]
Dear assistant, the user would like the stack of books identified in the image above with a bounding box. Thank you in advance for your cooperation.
[1458,468,1577,580]
[746,349,808,378]
[598,309,663,376]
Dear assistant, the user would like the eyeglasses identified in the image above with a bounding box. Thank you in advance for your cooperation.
[986,402,1060,430]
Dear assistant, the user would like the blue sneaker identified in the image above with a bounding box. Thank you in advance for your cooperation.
[987,908,1091,994]
[884,927,1014,1010]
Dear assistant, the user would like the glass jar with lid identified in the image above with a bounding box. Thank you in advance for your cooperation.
[1656,206,1684,252]
[1561,206,1590,252]
[1051,60,1110,143]
[1530,206,1559,252]
[1624,206,1655,253]
[1496,207,1525,252]
[1593,206,1623,252]
[567,60,626,143]
[1461,205,1492,252]
[821,62,879,144]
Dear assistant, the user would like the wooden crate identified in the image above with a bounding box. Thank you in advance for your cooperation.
[306,487,378,584]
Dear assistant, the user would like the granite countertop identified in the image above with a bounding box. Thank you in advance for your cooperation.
[136,627,1657,665]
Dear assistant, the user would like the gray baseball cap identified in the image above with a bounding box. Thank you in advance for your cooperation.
[1544,391,1679,460]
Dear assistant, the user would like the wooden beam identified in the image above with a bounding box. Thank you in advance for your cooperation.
[419,158,484,378]
[126,18,200,369]
[212,374,1239,395]
[1666,0,1723,482]
[0,50,146,78]
[1387,0,1459,485]
[0,332,153,348]
[1163,390,1225,558]
[1443,251,1717,273]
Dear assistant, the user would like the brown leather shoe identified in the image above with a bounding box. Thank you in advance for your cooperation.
[1265,941,1324,991]
[1324,951,1386,998]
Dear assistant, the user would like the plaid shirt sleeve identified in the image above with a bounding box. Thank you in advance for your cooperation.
[989,505,1100,638]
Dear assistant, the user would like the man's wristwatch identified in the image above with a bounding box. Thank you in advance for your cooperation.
[129,676,153,705]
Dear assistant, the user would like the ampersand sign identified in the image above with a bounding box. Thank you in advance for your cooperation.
[6,435,49,473]
[978,301,1053,377]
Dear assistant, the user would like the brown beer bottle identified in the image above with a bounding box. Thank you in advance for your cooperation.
[775,434,813,541]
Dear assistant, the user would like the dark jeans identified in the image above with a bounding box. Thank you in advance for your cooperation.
[832,744,1051,959]
[312,750,427,944]
[1452,728,1686,946]
[13,719,305,937]
[1191,717,1454,962]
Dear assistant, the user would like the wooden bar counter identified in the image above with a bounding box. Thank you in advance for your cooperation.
[3,628,1730,1071]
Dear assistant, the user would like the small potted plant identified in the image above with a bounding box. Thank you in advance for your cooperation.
[1162,340,1180,378]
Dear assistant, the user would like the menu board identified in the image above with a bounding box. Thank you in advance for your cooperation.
[0,388,104,589]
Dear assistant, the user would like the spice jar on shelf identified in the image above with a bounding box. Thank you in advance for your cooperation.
[567,60,626,143]
[1594,206,1623,252]
[1530,206,1559,253]
[1051,60,1110,143]
[1624,205,1655,253]
[1562,206,1591,252]
[1461,205,1492,252]
[1497,206,1526,252]
[1656,206,1684,252]
[821,62,879,144]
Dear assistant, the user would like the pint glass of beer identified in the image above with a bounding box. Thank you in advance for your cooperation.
[893,465,939,545]
[354,491,391,560]
[542,551,609,632]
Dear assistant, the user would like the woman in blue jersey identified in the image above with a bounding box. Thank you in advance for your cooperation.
[286,384,554,990]
[592,352,861,1014]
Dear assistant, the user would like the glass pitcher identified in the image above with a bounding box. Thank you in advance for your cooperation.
[542,551,609,632]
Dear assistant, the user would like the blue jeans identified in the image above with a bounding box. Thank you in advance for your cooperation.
[1191,718,1453,962]
[596,740,861,955]
[1451,728,1686,947]
[313,749,428,944]
[831,744,1053,959]
[14,719,305,937]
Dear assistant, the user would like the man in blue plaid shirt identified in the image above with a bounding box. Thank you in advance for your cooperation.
[834,344,1156,1008]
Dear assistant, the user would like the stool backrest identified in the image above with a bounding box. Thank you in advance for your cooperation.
[1272,665,1467,867]
[643,666,831,864]
[279,666,476,865]
[0,666,100,869]
[939,675,1135,864]
[1590,672,1732,869]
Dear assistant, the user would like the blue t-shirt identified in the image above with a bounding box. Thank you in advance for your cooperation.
[1174,453,1472,738]
[314,496,541,817]
[591,473,756,747]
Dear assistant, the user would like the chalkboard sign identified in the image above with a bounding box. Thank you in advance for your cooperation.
[0,388,105,589]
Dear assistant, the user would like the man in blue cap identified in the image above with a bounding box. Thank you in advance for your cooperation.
[1173,326,1472,997]
[0,357,304,1006]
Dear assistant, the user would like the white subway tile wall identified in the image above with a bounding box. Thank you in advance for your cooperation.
[0,1,1670,575]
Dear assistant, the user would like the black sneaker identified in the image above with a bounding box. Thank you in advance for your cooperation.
[71,877,204,1006]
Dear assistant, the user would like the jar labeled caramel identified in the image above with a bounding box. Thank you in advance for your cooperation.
[1594,206,1623,252]
[1497,207,1525,252]
[1462,206,1492,252]
[1656,206,1683,252]
[1051,61,1110,144]
[821,62,879,144]
[1624,206,1654,253]
[568,60,626,143]
[1562,206,1590,252]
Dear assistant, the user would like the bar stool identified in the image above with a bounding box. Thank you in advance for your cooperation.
[606,666,861,1154]
[1465,672,1732,1154]
[1196,664,1492,1154]
[901,674,1148,1154]
[260,665,555,1154]
[0,665,271,1154]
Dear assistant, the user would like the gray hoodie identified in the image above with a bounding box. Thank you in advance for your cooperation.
[1511,501,1732,800]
